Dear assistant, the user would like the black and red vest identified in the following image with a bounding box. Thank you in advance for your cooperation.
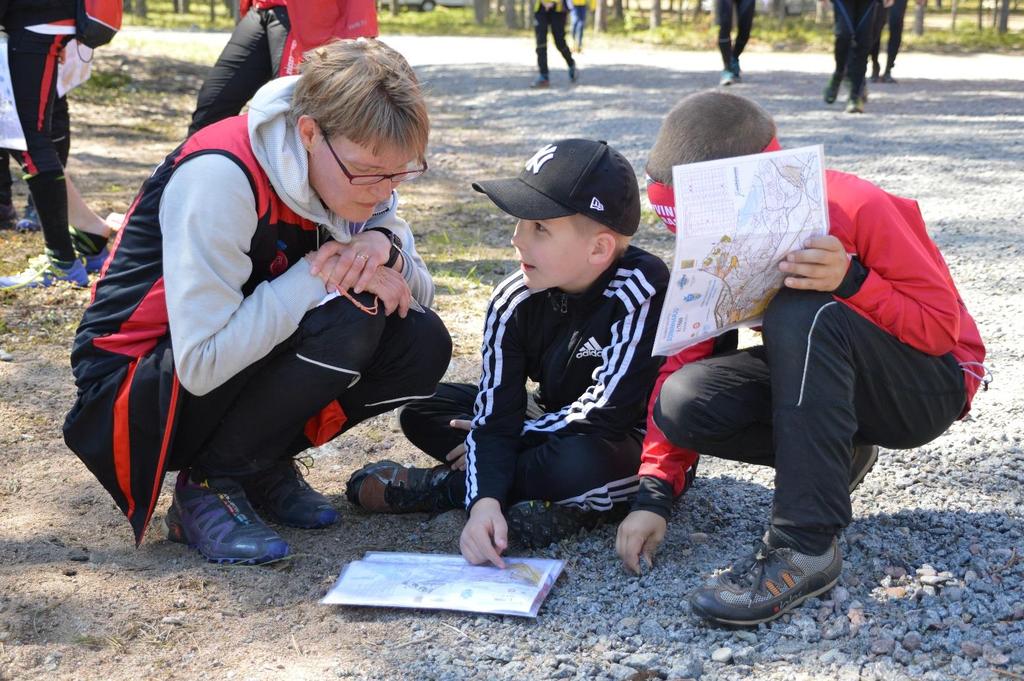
[64,115,322,544]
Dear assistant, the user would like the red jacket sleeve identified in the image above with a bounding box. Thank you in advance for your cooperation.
[637,337,717,495]
[828,173,960,357]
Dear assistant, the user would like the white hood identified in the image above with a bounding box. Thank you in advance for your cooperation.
[247,76,354,243]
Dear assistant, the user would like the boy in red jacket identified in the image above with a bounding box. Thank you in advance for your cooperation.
[616,90,987,626]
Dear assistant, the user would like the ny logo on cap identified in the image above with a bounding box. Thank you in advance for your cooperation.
[590,197,605,211]
[525,144,557,175]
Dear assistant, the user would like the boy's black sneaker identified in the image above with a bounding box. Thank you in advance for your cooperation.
[849,444,878,494]
[880,70,897,84]
[242,460,339,529]
[346,460,460,514]
[689,538,842,627]
[506,500,622,548]
[823,75,841,104]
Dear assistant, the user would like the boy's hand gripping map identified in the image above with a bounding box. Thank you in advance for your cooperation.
[653,145,830,356]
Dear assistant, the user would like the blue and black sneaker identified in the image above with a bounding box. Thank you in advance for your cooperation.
[165,470,290,565]
[0,255,88,290]
[242,460,339,529]
[15,202,40,232]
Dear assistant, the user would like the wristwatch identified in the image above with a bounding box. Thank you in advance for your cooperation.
[366,227,403,269]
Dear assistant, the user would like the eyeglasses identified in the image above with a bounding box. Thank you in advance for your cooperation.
[322,135,428,186]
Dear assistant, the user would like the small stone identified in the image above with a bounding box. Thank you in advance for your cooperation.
[667,657,703,679]
[960,641,983,659]
[638,619,667,643]
[884,586,907,599]
[607,662,637,680]
[983,645,1010,666]
[62,568,77,577]
[902,631,923,652]
[871,637,895,655]
[689,532,710,544]
[920,575,947,586]
[621,652,659,670]
[710,647,733,664]
[161,615,184,626]
[732,646,756,666]
[917,565,937,577]
[733,629,758,644]
[0,349,13,362]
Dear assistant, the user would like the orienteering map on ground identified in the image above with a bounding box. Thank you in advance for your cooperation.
[653,145,829,356]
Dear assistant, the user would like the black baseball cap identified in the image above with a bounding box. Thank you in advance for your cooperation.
[472,139,641,236]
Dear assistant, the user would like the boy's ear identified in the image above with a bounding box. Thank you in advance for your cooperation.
[589,231,618,266]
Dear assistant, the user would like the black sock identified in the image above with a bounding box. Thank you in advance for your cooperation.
[69,226,109,256]
[26,171,75,262]
[767,525,835,556]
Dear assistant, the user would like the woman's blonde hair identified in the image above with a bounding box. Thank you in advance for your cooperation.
[290,38,429,162]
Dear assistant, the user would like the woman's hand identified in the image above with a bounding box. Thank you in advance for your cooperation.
[307,230,392,294]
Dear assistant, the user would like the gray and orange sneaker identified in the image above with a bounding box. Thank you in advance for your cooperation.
[346,460,460,514]
[242,460,339,529]
[165,471,290,565]
[689,538,842,626]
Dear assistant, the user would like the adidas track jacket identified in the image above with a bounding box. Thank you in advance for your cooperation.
[464,246,668,510]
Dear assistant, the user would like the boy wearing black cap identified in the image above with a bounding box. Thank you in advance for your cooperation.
[347,139,669,562]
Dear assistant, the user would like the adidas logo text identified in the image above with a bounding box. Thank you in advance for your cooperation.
[576,336,604,359]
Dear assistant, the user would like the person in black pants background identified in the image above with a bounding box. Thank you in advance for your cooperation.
[823,0,883,114]
[531,0,577,88]
[869,0,914,83]
[716,0,756,86]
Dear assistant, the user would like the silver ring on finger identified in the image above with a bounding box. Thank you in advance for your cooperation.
[355,252,369,262]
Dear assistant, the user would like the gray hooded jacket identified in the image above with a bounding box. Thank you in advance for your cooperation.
[161,77,434,397]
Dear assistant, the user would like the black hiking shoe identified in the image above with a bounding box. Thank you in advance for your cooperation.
[849,445,878,494]
[506,500,624,548]
[242,460,339,529]
[689,538,842,626]
[346,460,460,514]
[823,75,841,104]
[870,61,880,82]
[880,70,897,84]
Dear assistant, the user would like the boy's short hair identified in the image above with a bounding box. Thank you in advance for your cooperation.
[472,138,641,236]
[646,91,776,184]
[290,38,429,163]
[571,214,632,255]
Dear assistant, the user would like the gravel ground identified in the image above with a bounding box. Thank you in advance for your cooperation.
[2,32,1023,681]
[374,37,1024,681]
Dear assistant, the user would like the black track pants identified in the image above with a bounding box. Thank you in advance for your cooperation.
[831,0,881,99]
[869,0,908,72]
[716,0,756,70]
[399,382,642,511]
[188,6,291,135]
[7,29,74,261]
[534,8,575,78]
[171,293,452,478]
[654,288,966,546]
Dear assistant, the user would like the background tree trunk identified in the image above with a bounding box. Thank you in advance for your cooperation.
[474,0,490,23]
[506,0,521,27]
[950,0,958,30]
[651,0,662,27]
[595,0,609,31]
[135,0,148,18]
[998,0,1010,31]
[391,0,400,17]
[913,0,925,34]
[613,0,624,20]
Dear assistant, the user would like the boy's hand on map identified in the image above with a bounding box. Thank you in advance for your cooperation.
[615,510,667,575]
[445,419,472,471]
[461,498,507,569]
[779,235,850,292]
